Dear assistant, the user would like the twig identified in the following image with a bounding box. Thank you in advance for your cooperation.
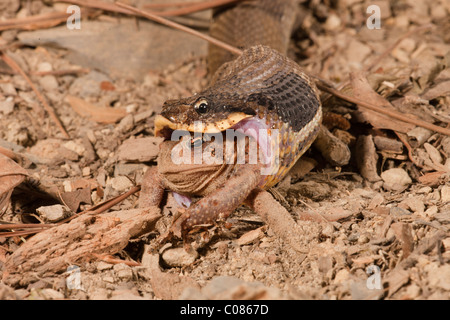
[58,185,141,224]
[0,223,54,230]
[56,0,134,15]
[31,68,90,77]
[0,186,142,238]
[316,81,450,136]
[143,0,243,17]
[115,2,242,56]
[1,52,70,139]
[0,11,70,31]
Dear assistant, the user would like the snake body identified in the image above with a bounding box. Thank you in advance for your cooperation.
[152,0,322,231]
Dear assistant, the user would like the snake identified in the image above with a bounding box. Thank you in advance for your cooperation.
[143,0,322,237]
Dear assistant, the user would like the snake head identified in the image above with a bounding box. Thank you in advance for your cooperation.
[155,88,261,138]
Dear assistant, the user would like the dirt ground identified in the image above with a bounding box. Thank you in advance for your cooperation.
[0,0,449,300]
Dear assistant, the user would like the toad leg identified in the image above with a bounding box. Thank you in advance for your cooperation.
[139,167,165,208]
[170,164,262,237]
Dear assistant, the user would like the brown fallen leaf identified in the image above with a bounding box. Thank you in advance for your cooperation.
[418,171,447,187]
[0,153,28,213]
[60,188,92,212]
[350,72,415,133]
[65,94,127,124]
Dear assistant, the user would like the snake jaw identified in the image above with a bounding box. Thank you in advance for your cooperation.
[154,112,254,138]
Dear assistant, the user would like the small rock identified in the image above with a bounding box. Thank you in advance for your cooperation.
[403,284,421,299]
[0,83,18,96]
[161,247,198,267]
[0,97,14,115]
[390,206,411,217]
[441,185,450,203]
[36,204,71,222]
[116,114,134,133]
[63,140,86,156]
[427,264,450,291]
[97,261,113,271]
[110,289,144,300]
[400,197,425,213]
[117,137,163,162]
[113,263,134,282]
[417,186,432,194]
[381,168,412,191]
[367,193,384,210]
[324,13,341,31]
[334,269,350,284]
[37,62,53,72]
[110,176,133,192]
[39,75,59,92]
[38,288,65,300]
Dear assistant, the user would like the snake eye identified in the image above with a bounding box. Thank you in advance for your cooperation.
[194,99,208,114]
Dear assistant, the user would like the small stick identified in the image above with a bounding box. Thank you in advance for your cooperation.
[31,68,90,76]
[1,52,70,139]
[143,0,244,17]
[316,81,450,136]
[58,185,141,224]
[144,0,237,9]
[115,2,243,56]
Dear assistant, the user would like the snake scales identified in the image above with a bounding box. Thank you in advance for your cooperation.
[146,0,323,235]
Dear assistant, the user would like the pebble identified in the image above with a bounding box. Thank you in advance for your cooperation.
[324,13,341,31]
[381,168,412,191]
[97,261,113,271]
[113,263,134,282]
[0,83,18,96]
[441,185,450,203]
[161,247,198,267]
[390,206,411,217]
[0,97,14,115]
[36,204,71,222]
[39,75,59,92]
[110,176,133,192]
[400,197,425,213]
[427,264,450,291]
[334,269,350,284]
[116,114,134,133]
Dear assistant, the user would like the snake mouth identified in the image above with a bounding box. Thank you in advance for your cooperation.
[154,112,254,139]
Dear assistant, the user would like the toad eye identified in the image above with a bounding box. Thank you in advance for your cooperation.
[194,99,208,114]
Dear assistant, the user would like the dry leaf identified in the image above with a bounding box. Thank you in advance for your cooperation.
[350,72,415,133]
[0,153,28,212]
[65,95,126,124]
